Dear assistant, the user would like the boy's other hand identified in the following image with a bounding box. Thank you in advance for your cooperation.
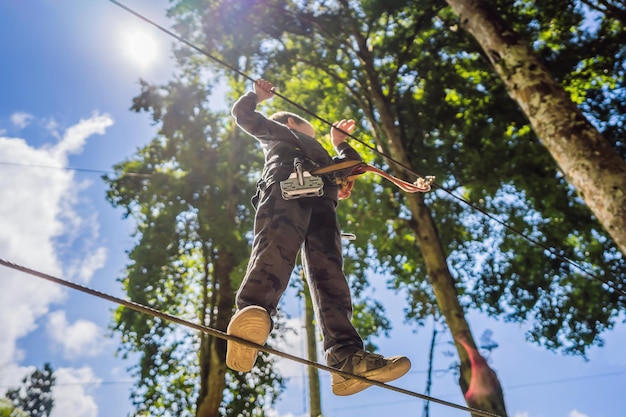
[331,119,356,146]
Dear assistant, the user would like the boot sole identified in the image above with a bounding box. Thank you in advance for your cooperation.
[332,356,411,396]
[226,306,271,372]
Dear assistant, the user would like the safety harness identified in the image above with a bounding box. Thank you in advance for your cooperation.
[280,157,434,201]
[276,127,434,200]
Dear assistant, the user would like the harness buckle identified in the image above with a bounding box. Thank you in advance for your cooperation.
[280,158,324,200]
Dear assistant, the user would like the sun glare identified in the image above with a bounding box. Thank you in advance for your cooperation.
[120,28,160,70]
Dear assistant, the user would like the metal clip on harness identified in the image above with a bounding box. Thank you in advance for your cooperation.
[280,158,324,200]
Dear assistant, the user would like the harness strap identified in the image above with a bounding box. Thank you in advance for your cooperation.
[311,161,434,193]
[310,160,363,175]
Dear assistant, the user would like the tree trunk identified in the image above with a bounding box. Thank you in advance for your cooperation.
[197,127,248,416]
[302,274,323,417]
[197,253,234,417]
[351,23,509,417]
[446,0,626,257]
[197,334,226,417]
[409,193,508,417]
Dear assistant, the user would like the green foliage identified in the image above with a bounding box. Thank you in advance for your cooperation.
[510,0,626,159]
[4,364,55,417]
[170,0,626,358]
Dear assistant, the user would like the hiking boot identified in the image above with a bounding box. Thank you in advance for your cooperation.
[331,350,411,396]
[226,306,271,372]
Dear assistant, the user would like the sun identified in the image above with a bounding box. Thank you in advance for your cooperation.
[120,27,161,71]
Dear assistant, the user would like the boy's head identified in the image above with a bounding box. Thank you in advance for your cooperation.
[270,111,316,138]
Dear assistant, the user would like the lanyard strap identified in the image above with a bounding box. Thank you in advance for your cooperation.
[312,161,434,193]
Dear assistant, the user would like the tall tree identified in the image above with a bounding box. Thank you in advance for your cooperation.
[428,0,626,356]
[4,364,55,417]
[445,0,626,256]
[105,73,283,416]
[301,271,322,417]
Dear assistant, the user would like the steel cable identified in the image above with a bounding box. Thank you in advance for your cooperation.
[0,257,500,417]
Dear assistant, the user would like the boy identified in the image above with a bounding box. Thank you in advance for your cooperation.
[226,79,410,395]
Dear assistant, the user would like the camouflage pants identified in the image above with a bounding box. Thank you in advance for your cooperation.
[236,183,363,366]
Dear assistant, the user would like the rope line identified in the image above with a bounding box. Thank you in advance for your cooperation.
[107,0,625,297]
[0,258,499,417]
[0,160,150,177]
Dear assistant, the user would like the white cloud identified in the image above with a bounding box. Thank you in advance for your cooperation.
[46,311,107,358]
[65,245,107,284]
[513,412,530,417]
[51,113,113,160]
[10,112,34,129]
[0,266,64,365]
[78,245,107,282]
[43,118,61,139]
[51,367,100,417]
[569,410,589,417]
[0,364,36,390]
[0,114,112,366]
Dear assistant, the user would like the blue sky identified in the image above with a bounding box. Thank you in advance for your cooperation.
[0,1,624,417]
